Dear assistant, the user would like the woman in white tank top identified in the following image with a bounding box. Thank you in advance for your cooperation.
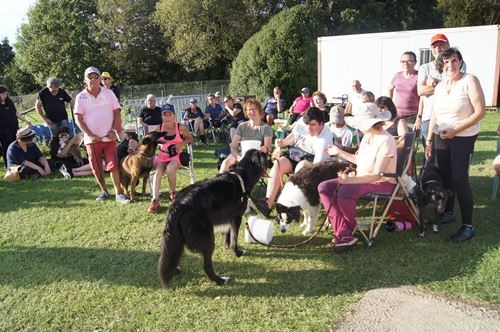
[425,47,486,243]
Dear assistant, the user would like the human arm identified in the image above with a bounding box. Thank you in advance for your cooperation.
[37,155,51,176]
[35,98,52,125]
[15,109,32,126]
[106,107,122,140]
[340,154,393,184]
[75,113,100,143]
[230,134,242,158]
[275,131,296,149]
[325,145,356,164]
[387,76,395,99]
[413,97,424,130]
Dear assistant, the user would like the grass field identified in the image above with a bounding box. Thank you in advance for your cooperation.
[0,111,498,331]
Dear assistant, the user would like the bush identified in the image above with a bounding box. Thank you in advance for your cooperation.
[229,4,327,105]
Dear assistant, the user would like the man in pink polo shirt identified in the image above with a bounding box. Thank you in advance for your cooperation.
[74,66,130,204]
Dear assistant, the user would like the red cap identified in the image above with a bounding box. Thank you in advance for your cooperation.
[431,34,449,45]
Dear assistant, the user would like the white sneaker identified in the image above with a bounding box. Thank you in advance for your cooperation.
[115,194,131,204]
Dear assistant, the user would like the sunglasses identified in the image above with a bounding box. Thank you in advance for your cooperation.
[162,112,174,116]
[102,78,110,81]
[87,75,100,80]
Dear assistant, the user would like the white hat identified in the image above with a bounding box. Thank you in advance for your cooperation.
[345,103,391,132]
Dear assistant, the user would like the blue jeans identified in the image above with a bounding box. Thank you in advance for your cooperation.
[49,119,70,138]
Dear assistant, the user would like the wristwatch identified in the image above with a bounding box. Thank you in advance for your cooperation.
[431,79,439,87]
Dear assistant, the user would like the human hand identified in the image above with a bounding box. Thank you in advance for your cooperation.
[325,145,340,156]
[45,118,53,126]
[275,138,284,148]
[106,130,117,140]
[440,127,457,140]
[426,76,437,86]
[425,143,432,159]
[414,118,422,130]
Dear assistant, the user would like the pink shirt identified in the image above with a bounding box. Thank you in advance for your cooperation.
[292,96,312,114]
[74,88,120,144]
[389,71,419,118]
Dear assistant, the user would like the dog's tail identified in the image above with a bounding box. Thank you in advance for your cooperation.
[158,222,184,287]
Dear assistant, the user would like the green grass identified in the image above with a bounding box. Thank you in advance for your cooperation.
[0,112,499,330]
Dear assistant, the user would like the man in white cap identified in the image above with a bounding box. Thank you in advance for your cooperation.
[35,77,73,139]
[74,66,130,204]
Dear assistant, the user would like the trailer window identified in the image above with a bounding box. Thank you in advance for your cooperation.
[419,49,434,65]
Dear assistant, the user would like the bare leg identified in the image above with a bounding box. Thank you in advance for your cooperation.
[152,162,165,200]
[166,160,180,193]
[265,157,293,209]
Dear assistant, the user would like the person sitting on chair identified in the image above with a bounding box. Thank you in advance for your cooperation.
[219,99,273,173]
[183,98,207,145]
[255,107,332,217]
[148,103,193,214]
[117,123,139,162]
[223,96,246,142]
[204,93,225,127]
[6,127,51,180]
[318,103,397,253]
[263,86,286,126]
[138,94,162,134]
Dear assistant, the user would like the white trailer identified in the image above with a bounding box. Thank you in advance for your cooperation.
[317,25,499,107]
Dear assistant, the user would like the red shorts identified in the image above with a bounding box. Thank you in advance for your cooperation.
[85,141,119,177]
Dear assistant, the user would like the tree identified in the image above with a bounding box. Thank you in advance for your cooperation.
[154,0,302,74]
[93,0,184,84]
[437,0,499,27]
[15,0,103,91]
[229,4,326,103]
[0,38,15,82]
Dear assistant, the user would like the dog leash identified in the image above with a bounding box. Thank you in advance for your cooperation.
[229,172,247,203]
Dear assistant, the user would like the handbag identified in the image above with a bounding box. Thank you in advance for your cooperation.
[286,146,314,163]
[179,151,190,167]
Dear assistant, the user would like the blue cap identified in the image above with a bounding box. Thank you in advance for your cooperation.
[301,87,310,94]
[161,103,175,113]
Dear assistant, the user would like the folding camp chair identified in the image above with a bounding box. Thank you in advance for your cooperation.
[177,143,196,184]
[356,131,420,248]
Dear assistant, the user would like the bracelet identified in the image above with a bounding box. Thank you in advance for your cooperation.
[417,115,422,119]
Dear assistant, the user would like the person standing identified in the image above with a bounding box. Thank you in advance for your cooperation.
[388,51,420,130]
[74,66,130,204]
[425,48,485,243]
[0,85,32,169]
[35,77,73,139]
[101,71,120,100]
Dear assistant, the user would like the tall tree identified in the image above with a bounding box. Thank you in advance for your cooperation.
[437,0,499,27]
[0,38,15,82]
[154,0,301,74]
[229,4,326,103]
[93,0,184,84]
[15,0,102,90]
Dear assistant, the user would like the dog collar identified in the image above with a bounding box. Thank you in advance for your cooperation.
[229,172,246,195]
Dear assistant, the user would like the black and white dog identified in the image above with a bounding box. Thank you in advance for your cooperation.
[275,159,350,235]
[158,149,272,287]
[418,162,452,234]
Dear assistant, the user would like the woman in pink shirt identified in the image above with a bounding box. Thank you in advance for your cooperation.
[388,51,420,132]
[288,87,312,125]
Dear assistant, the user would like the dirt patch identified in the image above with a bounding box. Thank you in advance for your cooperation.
[333,286,500,332]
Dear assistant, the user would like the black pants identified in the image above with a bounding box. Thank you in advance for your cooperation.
[0,128,17,169]
[432,134,477,225]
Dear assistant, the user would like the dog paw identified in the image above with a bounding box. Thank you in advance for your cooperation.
[221,277,230,284]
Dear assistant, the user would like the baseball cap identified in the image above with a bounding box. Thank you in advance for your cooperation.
[430,34,449,45]
[301,87,310,94]
[84,66,100,76]
[161,103,175,113]
[215,91,222,97]
[190,98,198,103]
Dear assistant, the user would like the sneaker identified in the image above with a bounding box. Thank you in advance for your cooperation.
[170,191,176,201]
[439,211,456,224]
[333,236,358,253]
[450,225,475,243]
[115,193,131,204]
[253,198,271,218]
[58,164,72,180]
[96,191,109,201]
[148,199,160,213]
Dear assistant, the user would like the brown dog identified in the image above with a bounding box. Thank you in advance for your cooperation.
[120,131,165,202]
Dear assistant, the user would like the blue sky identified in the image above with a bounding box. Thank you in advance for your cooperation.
[1,0,37,45]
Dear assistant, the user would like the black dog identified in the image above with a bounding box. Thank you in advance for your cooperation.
[418,163,452,235]
[275,158,351,235]
[158,149,272,286]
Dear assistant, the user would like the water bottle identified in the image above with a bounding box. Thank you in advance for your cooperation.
[385,220,413,232]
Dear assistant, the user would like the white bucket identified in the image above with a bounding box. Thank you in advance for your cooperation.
[240,140,261,156]
[244,216,274,244]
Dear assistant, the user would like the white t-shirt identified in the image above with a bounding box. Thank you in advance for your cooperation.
[349,88,366,115]
[328,123,355,148]
[294,126,333,163]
